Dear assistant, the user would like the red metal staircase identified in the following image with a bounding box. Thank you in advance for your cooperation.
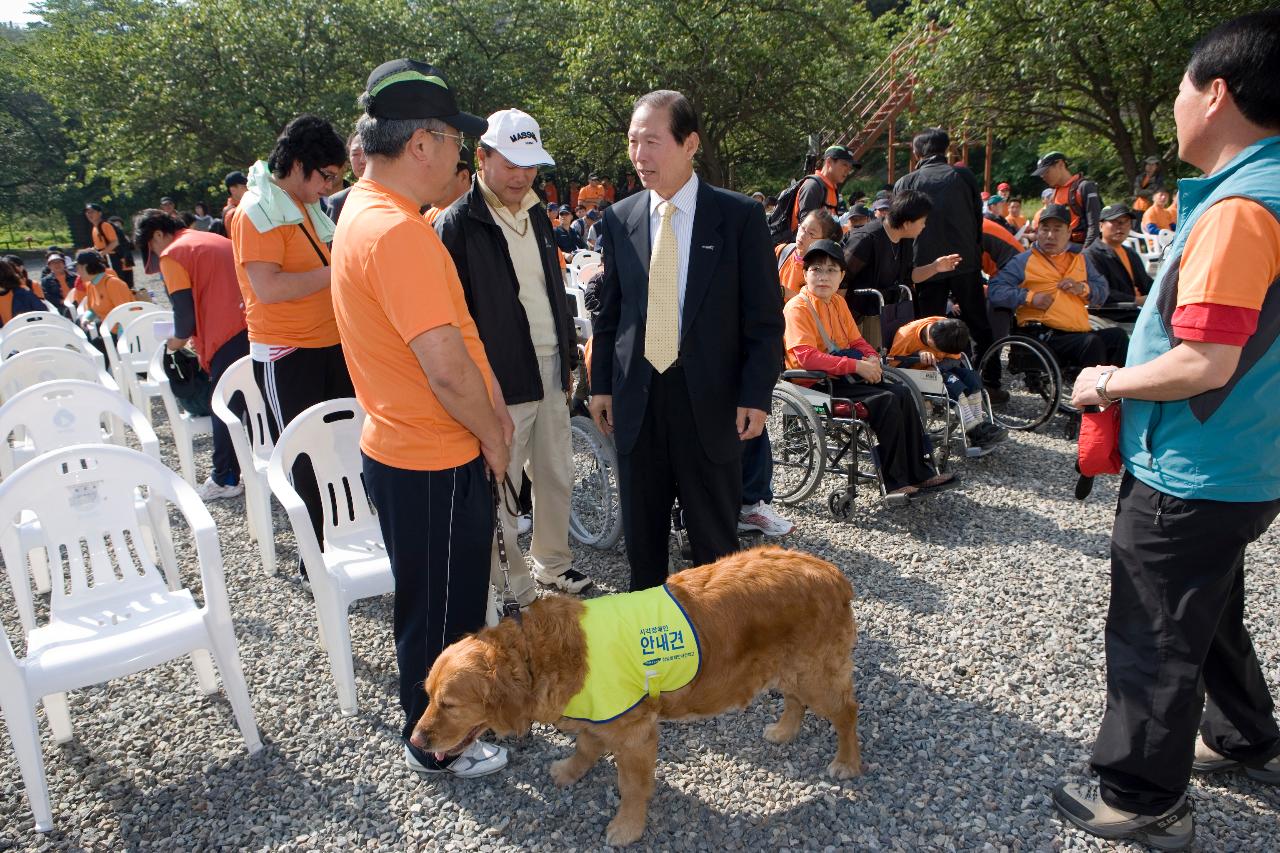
[821,24,947,162]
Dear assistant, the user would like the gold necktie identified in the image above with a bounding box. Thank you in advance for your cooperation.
[645,201,679,373]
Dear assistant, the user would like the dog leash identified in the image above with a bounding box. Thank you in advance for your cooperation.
[490,472,524,623]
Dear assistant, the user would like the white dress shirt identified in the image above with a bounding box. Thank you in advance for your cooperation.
[647,172,699,330]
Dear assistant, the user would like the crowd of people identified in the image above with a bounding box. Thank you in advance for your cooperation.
[0,9,1277,850]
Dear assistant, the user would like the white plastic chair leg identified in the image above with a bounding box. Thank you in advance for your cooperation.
[42,692,73,743]
[191,649,219,696]
[246,485,276,576]
[315,596,358,715]
[204,633,263,754]
[2,694,53,832]
[174,423,197,487]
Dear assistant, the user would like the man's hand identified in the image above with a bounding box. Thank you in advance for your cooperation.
[918,351,938,367]
[589,394,613,436]
[1030,290,1056,309]
[855,358,883,383]
[1057,277,1088,297]
[493,393,515,448]
[933,254,962,274]
[737,407,766,441]
[1135,292,1147,306]
[481,438,510,482]
[165,336,188,352]
[1071,365,1121,408]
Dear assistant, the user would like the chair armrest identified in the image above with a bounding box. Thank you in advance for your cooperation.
[781,370,827,382]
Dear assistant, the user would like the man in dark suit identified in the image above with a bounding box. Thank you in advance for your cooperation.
[1084,204,1153,305]
[589,90,784,591]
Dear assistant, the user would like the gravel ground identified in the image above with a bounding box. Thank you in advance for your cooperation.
[1,279,1278,851]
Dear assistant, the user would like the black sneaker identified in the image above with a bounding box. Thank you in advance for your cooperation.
[972,422,1008,446]
[985,385,1010,404]
[1053,781,1193,850]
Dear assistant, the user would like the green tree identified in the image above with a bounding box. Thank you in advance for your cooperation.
[907,0,1274,186]
[538,0,883,190]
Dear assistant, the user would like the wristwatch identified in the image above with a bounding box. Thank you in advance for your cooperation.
[1096,368,1118,405]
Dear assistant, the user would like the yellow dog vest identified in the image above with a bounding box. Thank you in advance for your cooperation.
[560,585,701,722]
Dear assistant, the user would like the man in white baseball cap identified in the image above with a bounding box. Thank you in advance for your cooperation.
[435,109,593,603]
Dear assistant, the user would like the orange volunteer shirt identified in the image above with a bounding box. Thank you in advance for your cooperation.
[889,317,963,365]
[84,269,137,320]
[1170,197,1280,346]
[577,184,606,208]
[331,178,494,471]
[1143,205,1176,232]
[230,195,339,349]
[783,289,862,371]
[774,243,805,302]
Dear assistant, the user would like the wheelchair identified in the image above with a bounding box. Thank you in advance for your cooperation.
[769,364,941,521]
[978,311,1127,436]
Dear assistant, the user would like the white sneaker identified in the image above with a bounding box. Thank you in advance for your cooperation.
[531,565,594,594]
[516,513,532,535]
[405,740,508,778]
[738,501,794,536]
[196,477,244,501]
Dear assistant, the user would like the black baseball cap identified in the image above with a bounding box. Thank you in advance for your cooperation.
[363,59,487,137]
[74,249,102,267]
[84,202,103,212]
[160,196,174,204]
[225,171,247,188]
[848,204,872,219]
[1099,203,1134,222]
[802,239,847,270]
[1032,151,1068,177]
[1038,203,1072,225]
[823,145,860,167]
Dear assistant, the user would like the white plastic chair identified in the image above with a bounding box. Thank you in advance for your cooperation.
[0,379,178,594]
[0,444,262,832]
[118,310,173,424]
[266,398,392,714]
[0,323,98,365]
[100,301,162,392]
[0,311,79,345]
[148,344,213,486]
[212,356,277,575]
[0,347,120,405]
[566,285,593,341]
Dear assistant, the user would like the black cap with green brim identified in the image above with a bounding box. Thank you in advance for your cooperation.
[364,59,487,137]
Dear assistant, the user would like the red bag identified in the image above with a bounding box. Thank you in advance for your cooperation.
[1078,404,1123,477]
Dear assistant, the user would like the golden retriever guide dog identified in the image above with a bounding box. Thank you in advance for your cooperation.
[412,546,860,846]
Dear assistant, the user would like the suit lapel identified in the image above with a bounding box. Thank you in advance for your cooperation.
[681,181,722,343]
[626,193,652,277]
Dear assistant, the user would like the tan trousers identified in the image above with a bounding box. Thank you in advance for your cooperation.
[490,353,573,603]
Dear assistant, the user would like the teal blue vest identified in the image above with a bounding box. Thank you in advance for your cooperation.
[1121,136,1280,501]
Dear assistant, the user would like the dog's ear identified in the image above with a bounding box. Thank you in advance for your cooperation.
[482,626,534,736]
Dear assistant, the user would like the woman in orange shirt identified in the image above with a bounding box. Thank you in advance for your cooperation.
[74,249,137,337]
[783,239,955,498]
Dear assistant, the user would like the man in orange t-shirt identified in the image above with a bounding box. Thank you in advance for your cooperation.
[332,59,512,779]
[230,114,351,574]
[577,173,607,208]
[1142,189,1177,234]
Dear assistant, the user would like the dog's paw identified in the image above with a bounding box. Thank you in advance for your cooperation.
[550,757,585,788]
[827,758,862,780]
[605,814,645,847]
[762,721,800,744]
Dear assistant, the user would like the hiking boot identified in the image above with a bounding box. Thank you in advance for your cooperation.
[531,566,594,594]
[405,740,508,779]
[1052,781,1193,850]
[1192,738,1280,784]
[738,501,795,536]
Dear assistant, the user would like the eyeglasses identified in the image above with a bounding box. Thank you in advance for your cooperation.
[807,265,844,277]
[430,129,466,147]
[317,168,341,185]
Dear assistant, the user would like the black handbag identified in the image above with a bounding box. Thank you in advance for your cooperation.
[162,348,214,417]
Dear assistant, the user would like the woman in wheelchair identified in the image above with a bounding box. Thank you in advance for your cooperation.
[783,239,956,498]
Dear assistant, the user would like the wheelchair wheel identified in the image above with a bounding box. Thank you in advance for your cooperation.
[881,365,949,472]
[978,336,1061,431]
[568,415,623,549]
[769,382,826,506]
